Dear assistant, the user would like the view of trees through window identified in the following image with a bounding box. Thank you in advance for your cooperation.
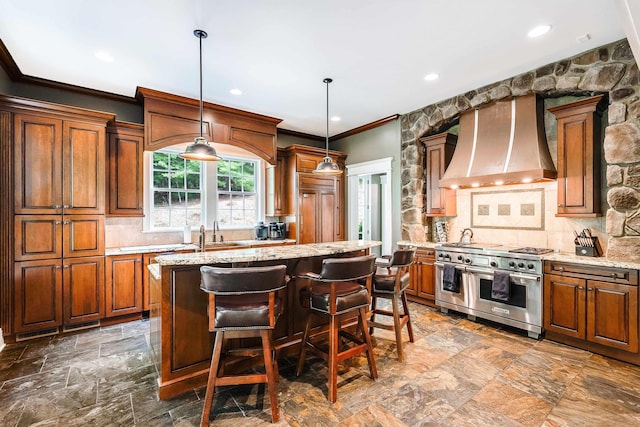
[150,151,258,229]
[216,159,257,226]
[152,152,202,228]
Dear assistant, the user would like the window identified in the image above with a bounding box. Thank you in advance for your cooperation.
[151,151,202,228]
[216,158,257,227]
[148,150,259,230]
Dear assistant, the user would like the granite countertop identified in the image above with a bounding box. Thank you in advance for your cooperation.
[148,263,160,280]
[397,240,640,270]
[106,239,296,256]
[154,240,383,266]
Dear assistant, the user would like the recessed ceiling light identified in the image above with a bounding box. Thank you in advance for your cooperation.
[450,185,459,189]
[494,180,504,186]
[471,183,480,188]
[527,24,551,38]
[522,178,533,183]
[230,88,242,95]
[331,116,341,122]
[424,73,439,81]
[94,51,114,63]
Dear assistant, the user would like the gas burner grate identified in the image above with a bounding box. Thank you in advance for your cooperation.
[509,247,553,255]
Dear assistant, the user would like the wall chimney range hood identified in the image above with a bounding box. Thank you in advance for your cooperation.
[439,94,556,189]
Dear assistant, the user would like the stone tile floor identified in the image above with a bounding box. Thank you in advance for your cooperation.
[2,302,640,426]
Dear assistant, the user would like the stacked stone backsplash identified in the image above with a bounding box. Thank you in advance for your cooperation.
[401,39,640,262]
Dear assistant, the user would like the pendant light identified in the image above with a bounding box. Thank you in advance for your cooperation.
[179,29,222,162]
[312,78,342,175]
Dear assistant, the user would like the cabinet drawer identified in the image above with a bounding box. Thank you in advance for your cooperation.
[415,248,435,259]
[298,173,335,190]
[544,261,638,285]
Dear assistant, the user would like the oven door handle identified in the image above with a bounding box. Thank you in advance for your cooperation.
[465,266,493,275]
[509,272,541,282]
[434,262,466,271]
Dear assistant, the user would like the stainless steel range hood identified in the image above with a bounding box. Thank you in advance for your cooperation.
[439,94,556,189]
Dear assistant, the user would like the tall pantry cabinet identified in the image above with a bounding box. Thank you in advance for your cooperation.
[0,95,113,337]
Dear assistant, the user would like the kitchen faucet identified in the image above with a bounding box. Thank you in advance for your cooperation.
[199,224,206,252]
[212,220,222,242]
[459,228,473,245]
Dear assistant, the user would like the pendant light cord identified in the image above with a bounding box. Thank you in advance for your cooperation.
[324,78,332,157]
[199,31,204,139]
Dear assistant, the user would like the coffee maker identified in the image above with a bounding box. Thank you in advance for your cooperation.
[255,221,268,240]
[268,222,286,240]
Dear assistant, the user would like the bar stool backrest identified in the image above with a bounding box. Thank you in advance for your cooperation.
[200,264,287,295]
[318,254,376,282]
[389,249,415,268]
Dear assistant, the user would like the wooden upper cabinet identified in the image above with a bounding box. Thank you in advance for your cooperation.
[14,114,106,215]
[107,122,144,216]
[266,149,288,216]
[420,132,457,217]
[63,215,105,258]
[549,95,606,217]
[14,114,63,214]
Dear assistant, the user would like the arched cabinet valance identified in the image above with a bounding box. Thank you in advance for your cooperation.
[137,87,282,165]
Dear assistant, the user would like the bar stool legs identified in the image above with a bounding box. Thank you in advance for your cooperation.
[200,330,280,426]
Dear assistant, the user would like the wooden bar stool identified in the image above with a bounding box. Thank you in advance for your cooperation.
[369,249,415,361]
[199,264,287,426]
[296,254,377,403]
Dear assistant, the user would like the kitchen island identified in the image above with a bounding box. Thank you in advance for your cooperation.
[148,240,381,399]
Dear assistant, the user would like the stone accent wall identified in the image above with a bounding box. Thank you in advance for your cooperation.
[400,39,640,261]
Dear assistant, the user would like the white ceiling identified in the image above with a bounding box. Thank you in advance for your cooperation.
[0,0,634,137]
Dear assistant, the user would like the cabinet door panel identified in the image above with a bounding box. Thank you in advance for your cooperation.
[63,215,105,258]
[14,114,63,214]
[14,260,63,333]
[417,252,436,301]
[587,281,638,352]
[299,191,317,244]
[106,255,142,317]
[14,215,63,261]
[63,122,105,214]
[319,192,336,243]
[543,274,586,339]
[108,130,143,216]
[63,256,104,325]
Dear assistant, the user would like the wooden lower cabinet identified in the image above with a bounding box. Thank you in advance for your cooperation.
[544,261,639,360]
[14,259,63,333]
[63,256,105,325]
[106,254,143,317]
[15,256,106,333]
[405,247,437,306]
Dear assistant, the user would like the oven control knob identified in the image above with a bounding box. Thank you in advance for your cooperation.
[438,253,443,258]
[444,254,451,260]
[508,261,516,267]
[517,262,525,268]
[527,264,534,270]
[464,258,471,264]
[457,255,463,261]
[490,261,497,267]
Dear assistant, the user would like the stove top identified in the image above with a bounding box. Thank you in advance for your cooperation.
[508,247,554,255]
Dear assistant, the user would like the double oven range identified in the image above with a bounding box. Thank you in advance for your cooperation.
[435,243,552,339]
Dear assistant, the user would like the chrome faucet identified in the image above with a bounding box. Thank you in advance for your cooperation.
[459,228,473,245]
[212,220,221,242]
[199,224,206,252]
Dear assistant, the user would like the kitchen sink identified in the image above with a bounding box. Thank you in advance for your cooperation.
[203,242,245,250]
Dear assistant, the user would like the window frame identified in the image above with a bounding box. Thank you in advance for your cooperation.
[144,149,264,232]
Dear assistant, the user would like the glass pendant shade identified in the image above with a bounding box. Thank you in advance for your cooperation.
[313,77,342,175]
[179,29,221,162]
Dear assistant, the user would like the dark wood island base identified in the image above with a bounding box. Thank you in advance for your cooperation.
[148,241,381,399]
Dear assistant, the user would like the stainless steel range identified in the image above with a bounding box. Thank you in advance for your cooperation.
[435,243,552,339]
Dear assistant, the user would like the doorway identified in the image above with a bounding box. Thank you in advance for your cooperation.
[346,158,393,257]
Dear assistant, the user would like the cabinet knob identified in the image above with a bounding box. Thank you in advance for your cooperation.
[588,287,593,291]
[55,221,61,225]
[63,265,69,269]
[557,267,564,272]
[63,205,70,209]
[54,205,61,209]
[558,204,564,207]
[63,221,70,225]
[578,286,584,290]
[611,273,618,279]
[55,265,61,270]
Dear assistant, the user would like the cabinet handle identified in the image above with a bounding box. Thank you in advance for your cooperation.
[63,221,70,225]
[63,205,70,209]
[63,265,69,269]
[556,267,564,272]
[54,204,61,209]
[588,287,593,291]
[578,286,584,290]
[55,221,61,225]
[55,266,61,270]
[611,273,618,279]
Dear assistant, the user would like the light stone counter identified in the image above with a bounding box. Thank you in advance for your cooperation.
[154,240,382,266]
[541,252,640,270]
[106,239,296,256]
[396,240,439,249]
